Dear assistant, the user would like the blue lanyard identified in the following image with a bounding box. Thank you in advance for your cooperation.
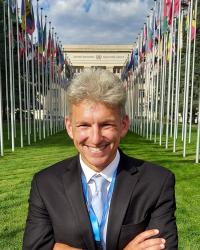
[81,170,117,242]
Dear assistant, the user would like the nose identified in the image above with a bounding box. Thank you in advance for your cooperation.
[90,125,103,145]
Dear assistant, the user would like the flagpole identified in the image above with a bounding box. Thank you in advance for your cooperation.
[16,4,23,147]
[139,34,142,136]
[166,0,175,148]
[3,1,10,141]
[130,76,135,132]
[139,30,144,136]
[55,33,58,133]
[150,4,156,141]
[37,0,41,140]
[146,16,150,139]
[196,89,200,163]
[40,7,46,139]
[52,27,56,134]
[189,0,198,143]
[162,34,167,143]
[182,4,190,142]
[170,17,177,137]
[22,50,27,136]
[183,0,194,157]
[154,0,161,143]
[25,34,31,145]
[136,38,139,134]
[11,19,17,139]
[8,0,15,151]
[159,34,166,146]
[48,21,53,135]
[173,5,182,152]
[0,66,4,156]
[31,34,36,142]
[59,44,62,132]
[34,36,39,135]
[44,15,49,137]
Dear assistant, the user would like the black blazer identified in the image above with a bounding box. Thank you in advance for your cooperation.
[23,151,178,250]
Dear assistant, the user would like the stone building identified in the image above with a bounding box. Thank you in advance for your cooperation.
[62,44,132,77]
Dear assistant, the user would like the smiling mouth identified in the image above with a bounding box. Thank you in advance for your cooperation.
[84,145,109,153]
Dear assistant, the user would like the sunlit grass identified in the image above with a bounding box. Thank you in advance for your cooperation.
[0,129,200,249]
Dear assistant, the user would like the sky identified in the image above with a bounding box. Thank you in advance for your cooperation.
[19,0,155,45]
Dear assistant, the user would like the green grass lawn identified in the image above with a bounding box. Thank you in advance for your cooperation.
[0,130,200,249]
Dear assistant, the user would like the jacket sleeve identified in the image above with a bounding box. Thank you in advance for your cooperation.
[23,175,55,250]
[147,172,178,250]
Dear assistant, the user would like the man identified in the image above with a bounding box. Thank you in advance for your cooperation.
[23,69,178,250]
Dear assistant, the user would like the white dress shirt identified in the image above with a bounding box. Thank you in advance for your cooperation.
[80,150,120,250]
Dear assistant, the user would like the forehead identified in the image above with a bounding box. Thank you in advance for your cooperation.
[70,100,121,120]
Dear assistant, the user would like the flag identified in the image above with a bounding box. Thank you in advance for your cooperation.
[179,13,183,50]
[147,15,153,52]
[143,23,147,41]
[127,49,134,71]
[167,0,173,27]
[154,2,161,43]
[43,22,47,51]
[174,0,180,17]
[58,47,65,74]
[47,29,52,58]
[47,28,55,58]
[121,62,129,81]
[26,35,35,61]
[191,16,196,41]
[83,0,93,12]
[185,9,189,32]
[142,23,147,58]
[18,23,25,57]
[162,0,168,33]
[37,6,43,54]
[21,0,35,35]
[21,0,25,30]
[134,48,139,68]
[51,33,55,58]
[6,0,16,13]
[172,30,176,55]
[56,42,60,65]
[26,0,35,35]
[182,0,189,9]
[167,34,171,61]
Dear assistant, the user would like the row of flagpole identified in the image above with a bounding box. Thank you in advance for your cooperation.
[0,0,74,156]
[122,0,200,162]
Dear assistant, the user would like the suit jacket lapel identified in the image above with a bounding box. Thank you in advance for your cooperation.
[106,153,139,250]
[62,156,96,250]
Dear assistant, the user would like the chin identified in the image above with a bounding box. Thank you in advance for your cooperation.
[88,157,112,170]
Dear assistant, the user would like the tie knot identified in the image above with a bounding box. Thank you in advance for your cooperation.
[92,174,107,193]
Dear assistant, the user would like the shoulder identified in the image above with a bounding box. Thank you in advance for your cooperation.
[33,154,79,182]
[120,150,175,181]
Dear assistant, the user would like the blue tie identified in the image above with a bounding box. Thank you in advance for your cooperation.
[91,174,108,225]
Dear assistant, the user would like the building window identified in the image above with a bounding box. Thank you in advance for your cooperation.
[113,66,122,74]
[75,66,84,73]
[139,89,145,98]
[91,66,106,70]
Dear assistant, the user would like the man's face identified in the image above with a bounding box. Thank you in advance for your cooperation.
[65,100,129,172]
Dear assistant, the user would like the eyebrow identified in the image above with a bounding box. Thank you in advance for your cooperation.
[75,119,117,124]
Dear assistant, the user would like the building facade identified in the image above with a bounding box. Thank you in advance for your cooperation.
[62,44,132,77]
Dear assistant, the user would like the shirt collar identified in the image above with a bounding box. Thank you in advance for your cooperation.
[80,150,120,184]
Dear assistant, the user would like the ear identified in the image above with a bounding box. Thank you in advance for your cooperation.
[64,116,74,139]
[120,115,129,138]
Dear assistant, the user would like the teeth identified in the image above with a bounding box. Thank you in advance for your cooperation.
[87,145,107,152]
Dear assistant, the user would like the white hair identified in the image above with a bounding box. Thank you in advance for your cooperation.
[66,68,127,116]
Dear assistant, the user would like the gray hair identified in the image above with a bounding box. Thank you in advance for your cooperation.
[66,69,127,117]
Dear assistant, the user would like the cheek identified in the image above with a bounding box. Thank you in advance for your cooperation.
[103,128,121,141]
[73,130,88,143]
